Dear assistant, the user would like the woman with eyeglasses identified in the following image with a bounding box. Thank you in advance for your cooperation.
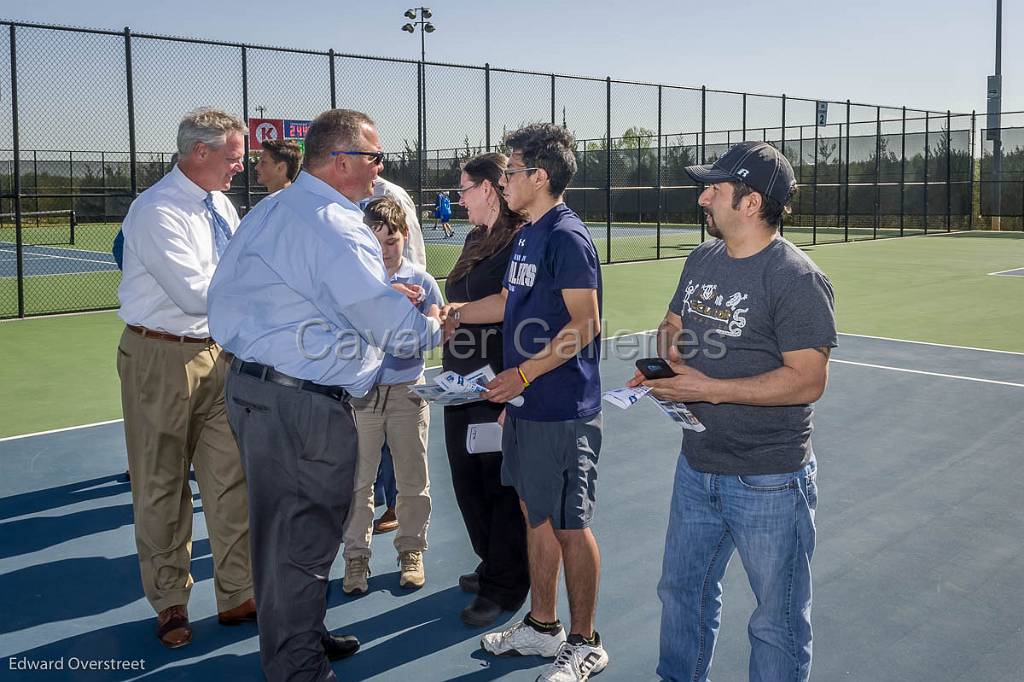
[442,152,530,627]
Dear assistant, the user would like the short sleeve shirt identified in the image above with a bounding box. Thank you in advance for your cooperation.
[502,204,602,422]
[668,237,837,475]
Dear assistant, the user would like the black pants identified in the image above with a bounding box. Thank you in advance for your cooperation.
[226,371,358,682]
[444,401,530,611]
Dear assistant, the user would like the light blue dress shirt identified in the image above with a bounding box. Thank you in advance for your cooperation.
[208,171,441,397]
[378,259,444,385]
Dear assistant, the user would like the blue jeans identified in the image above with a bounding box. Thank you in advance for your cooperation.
[658,452,817,682]
[374,443,397,509]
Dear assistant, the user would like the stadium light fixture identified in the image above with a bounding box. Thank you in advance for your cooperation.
[400,7,437,63]
[404,9,417,19]
[421,8,432,18]
[424,23,435,33]
[402,23,415,33]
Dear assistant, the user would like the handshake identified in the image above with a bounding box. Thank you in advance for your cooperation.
[391,283,461,343]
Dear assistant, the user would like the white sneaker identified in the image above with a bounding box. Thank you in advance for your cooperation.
[480,619,567,657]
[536,635,609,682]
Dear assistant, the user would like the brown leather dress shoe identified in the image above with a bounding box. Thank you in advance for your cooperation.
[218,597,257,625]
[373,507,398,534]
[156,605,192,649]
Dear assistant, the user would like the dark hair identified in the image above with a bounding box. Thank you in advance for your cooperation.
[303,109,375,168]
[447,152,526,284]
[261,139,303,180]
[362,197,408,237]
[728,181,796,228]
[502,123,577,197]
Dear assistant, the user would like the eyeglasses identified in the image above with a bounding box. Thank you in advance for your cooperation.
[330,150,385,165]
[502,166,539,181]
[456,181,481,199]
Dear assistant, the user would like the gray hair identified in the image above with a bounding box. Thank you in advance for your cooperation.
[176,107,246,157]
[303,109,376,169]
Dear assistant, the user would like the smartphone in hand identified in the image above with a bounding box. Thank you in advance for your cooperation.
[636,357,676,380]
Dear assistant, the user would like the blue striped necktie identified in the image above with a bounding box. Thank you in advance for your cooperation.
[204,193,232,258]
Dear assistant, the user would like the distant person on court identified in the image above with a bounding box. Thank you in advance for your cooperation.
[371,176,427,267]
[441,152,530,628]
[627,141,836,682]
[116,108,255,649]
[255,139,302,194]
[341,196,443,595]
[208,109,442,682]
[443,124,608,682]
[434,190,454,239]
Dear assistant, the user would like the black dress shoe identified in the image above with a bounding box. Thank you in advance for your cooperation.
[460,595,503,627]
[323,633,360,661]
[458,572,480,594]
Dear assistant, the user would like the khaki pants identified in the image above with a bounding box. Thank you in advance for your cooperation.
[343,379,431,558]
[117,327,253,613]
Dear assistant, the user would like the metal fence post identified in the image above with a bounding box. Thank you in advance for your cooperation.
[900,106,906,236]
[700,86,706,242]
[946,110,951,231]
[484,63,491,152]
[417,63,423,217]
[969,110,976,230]
[10,24,24,317]
[657,84,662,259]
[124,27,138,198]
[605,76,611,264]
[742,92,746,140]
[812,117,818,244]
[844,99,850,241]
[780,94,786,236]
[550,74,555,125]
[874,106,881,238]
[836,122,842,231]
[328,49,336,108]
[241,46,251,213]
[923,112,929,234]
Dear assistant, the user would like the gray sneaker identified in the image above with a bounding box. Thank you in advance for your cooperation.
[343,555,370,594]
[536,634,609,682]
[481,619,566,657]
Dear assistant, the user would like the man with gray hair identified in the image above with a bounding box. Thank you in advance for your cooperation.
[117,107,256,649]
[209,108,442,681]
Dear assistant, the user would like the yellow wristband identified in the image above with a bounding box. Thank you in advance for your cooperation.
[517,366,531,388]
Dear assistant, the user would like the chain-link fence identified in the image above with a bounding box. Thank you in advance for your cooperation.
[0,20,1003,318]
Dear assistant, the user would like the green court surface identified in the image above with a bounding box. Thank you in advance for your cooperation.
[1,230,1022,439]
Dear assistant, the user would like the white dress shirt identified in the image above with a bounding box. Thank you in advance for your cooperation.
[373,176,426,268]
[117,165,239,337]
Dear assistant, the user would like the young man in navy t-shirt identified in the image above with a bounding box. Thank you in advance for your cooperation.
[442,123,608,682]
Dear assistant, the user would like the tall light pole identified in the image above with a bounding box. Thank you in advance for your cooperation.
[987,0,1003,227]
[402,8,435,216]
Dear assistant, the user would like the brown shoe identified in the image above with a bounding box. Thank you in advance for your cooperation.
[218,597,257,625]
[373,507,398,534]
[156,605,192,649]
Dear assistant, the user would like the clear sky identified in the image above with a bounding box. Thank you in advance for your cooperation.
[1,1,1019,154]
[4,0,1017,114]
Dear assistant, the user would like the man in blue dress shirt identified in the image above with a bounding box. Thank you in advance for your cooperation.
[208,109,442,682]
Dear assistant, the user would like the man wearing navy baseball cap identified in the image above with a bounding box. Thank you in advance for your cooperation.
[628,140,836,681]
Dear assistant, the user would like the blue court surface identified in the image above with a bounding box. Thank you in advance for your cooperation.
[0,243,119,278]
[1,334,1023,680]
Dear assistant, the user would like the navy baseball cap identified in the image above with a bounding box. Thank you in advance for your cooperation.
[684,141,797,205]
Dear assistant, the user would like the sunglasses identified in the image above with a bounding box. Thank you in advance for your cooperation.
[330,150,385,165]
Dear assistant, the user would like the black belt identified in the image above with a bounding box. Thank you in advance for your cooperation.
[230,358,350,403]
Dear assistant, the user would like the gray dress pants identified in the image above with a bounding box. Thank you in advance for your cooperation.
[226,369,358,682]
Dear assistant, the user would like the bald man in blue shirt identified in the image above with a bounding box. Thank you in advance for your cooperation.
[208,109,441,682]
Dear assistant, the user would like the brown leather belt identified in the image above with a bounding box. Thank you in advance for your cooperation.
[126,324,213,344]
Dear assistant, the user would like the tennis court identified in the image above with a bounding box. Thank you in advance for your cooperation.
[1,231,1023,680]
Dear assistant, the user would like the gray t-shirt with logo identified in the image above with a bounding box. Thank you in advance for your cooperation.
[667,237,837,475]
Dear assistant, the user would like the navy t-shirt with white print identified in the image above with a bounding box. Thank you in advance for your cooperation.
[502,203,602,422]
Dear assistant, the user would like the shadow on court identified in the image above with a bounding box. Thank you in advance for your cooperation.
[1,336,1022,680]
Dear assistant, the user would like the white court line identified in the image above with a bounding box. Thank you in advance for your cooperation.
[0,247,114,267]
[837,332,1024,356]
[830,359,1024,389]
[0,328,661,442]
[987,267,1024,276]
